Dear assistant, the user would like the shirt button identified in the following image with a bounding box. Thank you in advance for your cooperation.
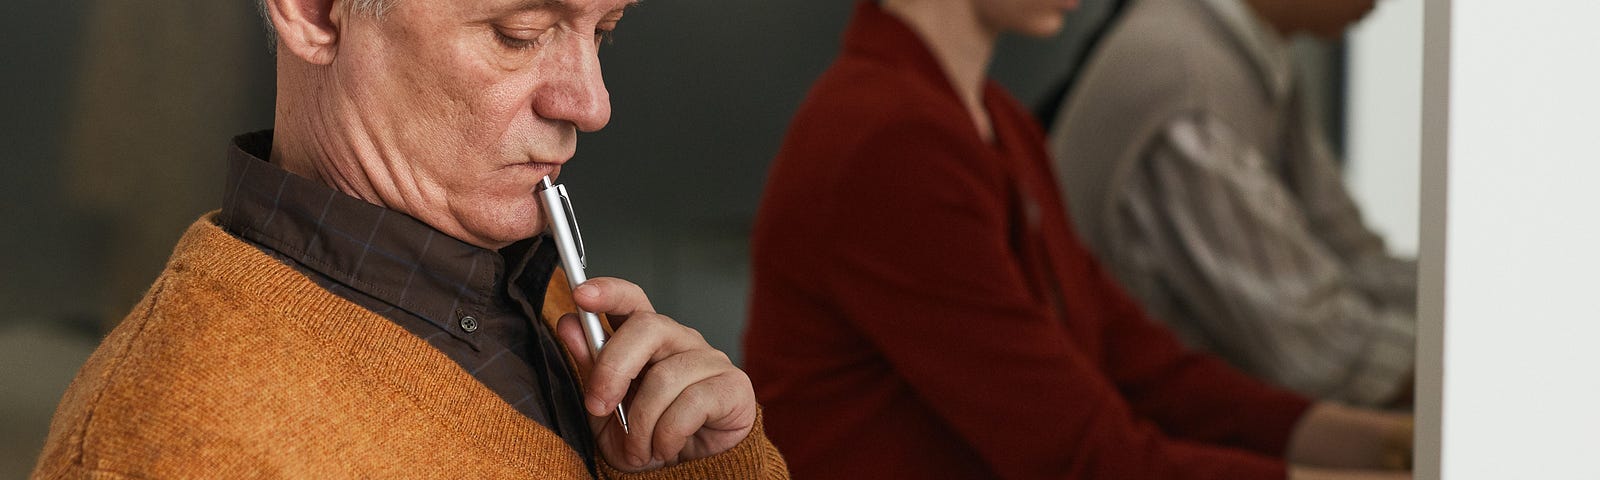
[459,316,479,333]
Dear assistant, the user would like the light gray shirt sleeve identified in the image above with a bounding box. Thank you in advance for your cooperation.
[1287,120,1419,312]
[1107,113,1415,406]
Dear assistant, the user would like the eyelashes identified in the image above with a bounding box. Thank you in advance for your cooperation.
[496,30,541,50]
[494,28,616,51]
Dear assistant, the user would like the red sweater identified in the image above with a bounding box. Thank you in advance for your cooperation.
[743,3,1312,479]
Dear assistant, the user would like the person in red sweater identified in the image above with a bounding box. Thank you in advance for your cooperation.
[744,1,1412,479]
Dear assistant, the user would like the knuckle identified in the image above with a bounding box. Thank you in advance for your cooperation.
[645,354,692,387]
[708,348,732,366]
[660,318,702,343]
[665,401,708,437]
[660,415,697,440]
[725,366,752,390]
[682,380,724,411]
[633,313,667,329]
[683,343,731,369]
[638,314,680,336]
[707,371,752,405]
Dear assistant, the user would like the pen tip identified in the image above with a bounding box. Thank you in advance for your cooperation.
[617,406,630,434]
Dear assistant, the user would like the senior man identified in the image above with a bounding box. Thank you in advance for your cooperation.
[31,0,786,478]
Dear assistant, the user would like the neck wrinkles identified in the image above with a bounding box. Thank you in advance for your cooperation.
[269,63,479,247]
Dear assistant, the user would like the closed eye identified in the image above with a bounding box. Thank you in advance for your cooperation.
[496,28,544,50]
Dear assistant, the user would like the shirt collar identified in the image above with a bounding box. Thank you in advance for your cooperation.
[1199,0,1294,104]
[218,130,559,347]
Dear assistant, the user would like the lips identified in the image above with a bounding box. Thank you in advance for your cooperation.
[518,159,566,168]
[502,160,561,181]
[505,151,570,169]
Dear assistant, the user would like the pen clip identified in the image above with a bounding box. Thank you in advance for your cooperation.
[554,184,586,268]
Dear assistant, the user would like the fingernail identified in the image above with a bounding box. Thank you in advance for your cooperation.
[576,284,599,299]
[629,454,645,468]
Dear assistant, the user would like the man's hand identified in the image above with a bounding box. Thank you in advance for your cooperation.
[555,277,758,473]
[1290,466,1411,480]
[1287,402,1414,471]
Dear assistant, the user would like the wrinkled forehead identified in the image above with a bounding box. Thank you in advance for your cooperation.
[466,0,640,18]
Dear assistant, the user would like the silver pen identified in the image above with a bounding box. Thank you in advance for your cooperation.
[539,175,630,434]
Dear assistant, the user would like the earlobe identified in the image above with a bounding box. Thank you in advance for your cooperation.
[264,0,341,65]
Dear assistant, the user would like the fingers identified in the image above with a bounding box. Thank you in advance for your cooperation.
[558,277,757,469]
[584,313,710,415]
[619,349,733,465]
[650,370,755,463]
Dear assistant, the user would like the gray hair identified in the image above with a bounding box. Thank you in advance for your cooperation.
[255,0,397,48]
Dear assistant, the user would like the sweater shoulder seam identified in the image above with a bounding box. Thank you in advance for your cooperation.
[70,274,172,474]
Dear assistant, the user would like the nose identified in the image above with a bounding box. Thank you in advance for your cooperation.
[533,31,612,132]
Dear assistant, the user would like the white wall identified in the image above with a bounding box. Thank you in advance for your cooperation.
[1419,0,1600,478]
[1347,0,1424,256]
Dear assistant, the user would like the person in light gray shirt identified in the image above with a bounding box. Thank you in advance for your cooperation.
[1047,0,1414,407]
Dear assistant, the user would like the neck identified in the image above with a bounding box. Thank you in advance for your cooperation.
[1240,0,1294,37]
[270,56,508,250]
[270,55,414,219]
[881,0,998,142]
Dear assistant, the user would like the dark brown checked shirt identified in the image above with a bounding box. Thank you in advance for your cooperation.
[217,131,596,473]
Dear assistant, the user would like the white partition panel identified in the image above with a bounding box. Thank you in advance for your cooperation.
[1420,1,1600,478]
[1347,0,1423,256]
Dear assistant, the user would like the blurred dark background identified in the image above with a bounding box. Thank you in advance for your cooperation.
[1,0,1380,476]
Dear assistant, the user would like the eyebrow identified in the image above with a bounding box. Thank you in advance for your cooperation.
[505,0,559,10]
[505,0,642,12]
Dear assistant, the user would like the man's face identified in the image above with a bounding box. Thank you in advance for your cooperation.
[976,0,1079,38]
[331,0,632,248]
[1279,0,1377,39]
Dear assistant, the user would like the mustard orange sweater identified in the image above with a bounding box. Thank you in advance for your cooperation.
[32,214,787,479]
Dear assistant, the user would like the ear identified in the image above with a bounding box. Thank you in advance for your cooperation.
[263,0,345,65]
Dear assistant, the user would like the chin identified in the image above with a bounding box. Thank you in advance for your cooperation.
[1018,16,1066,38]
[455,198,547,249]
[473,221,545,249]
[498,212,548,244]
